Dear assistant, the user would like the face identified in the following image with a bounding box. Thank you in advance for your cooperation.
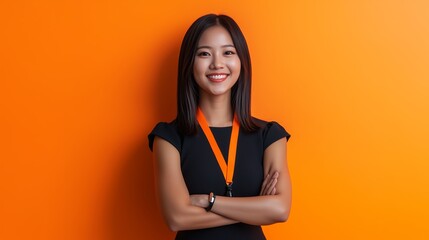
[193,25,241,98]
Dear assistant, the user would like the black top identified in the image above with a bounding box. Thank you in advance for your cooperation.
[148,118,290,240]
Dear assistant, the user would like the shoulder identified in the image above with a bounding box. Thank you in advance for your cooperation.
[252,117,290,137]
[251,117,291,150]
[148,119,182,152]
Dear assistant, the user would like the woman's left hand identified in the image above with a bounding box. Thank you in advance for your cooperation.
[190,194,209,208]
[260,171,279,196]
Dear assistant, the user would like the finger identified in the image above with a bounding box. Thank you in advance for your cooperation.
[270,187,277,195]
[262,172,276,195]
[272,171,279,179]
[267,172,278,188]
[260,173,270,195]
[261,172,279,195]
[262,176,276,196]
[266,178,278,195]
[267,172,279,194]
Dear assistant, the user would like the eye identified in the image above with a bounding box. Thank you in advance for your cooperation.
[225,50,236,55]
[197,51,211,57]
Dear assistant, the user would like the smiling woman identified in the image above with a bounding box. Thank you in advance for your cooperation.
[148,14,291,240]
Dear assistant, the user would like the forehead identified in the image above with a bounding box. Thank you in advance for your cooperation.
[198,26,234,47]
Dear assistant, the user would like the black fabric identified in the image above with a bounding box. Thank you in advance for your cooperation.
[148,118,290,240]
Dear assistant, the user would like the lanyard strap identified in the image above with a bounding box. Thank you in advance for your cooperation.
[196,107,240,185]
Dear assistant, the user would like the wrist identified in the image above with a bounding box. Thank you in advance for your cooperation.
[205,192,216,211]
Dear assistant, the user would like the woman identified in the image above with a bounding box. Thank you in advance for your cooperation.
[149,14,291,240]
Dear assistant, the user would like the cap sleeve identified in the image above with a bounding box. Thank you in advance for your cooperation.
[263,121,291,150]
[148,122,181,153]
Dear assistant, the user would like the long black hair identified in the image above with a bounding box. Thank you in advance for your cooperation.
[177,14,259,135]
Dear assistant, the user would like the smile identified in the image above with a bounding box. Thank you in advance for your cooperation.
[207,74,229,82]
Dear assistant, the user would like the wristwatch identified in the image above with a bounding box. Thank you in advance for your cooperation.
[205,192,216,212]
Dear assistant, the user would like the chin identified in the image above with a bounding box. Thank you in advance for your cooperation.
[211,88,232,96]
[198,83,235,98]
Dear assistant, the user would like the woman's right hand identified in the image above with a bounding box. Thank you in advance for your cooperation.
[259,171,279,195]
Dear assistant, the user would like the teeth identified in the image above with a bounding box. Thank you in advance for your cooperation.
[208,74,227,79]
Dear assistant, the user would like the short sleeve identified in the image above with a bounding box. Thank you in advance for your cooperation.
[263,121,291,150]
[148,122,182,153]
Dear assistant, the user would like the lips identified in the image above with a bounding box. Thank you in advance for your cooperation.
[206,73,229,82]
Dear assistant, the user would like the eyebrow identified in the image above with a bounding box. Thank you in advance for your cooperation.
[197,44,236,50]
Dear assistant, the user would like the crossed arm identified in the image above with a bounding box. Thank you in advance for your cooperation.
[152,136,291,231]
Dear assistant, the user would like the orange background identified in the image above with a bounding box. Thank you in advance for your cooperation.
[1,1,429,239]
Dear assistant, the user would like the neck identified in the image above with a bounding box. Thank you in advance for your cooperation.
[199,92,233,127]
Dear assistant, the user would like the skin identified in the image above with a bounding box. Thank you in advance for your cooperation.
[152,25,291,231]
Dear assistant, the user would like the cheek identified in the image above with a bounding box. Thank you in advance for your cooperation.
[193,63,201,82]
[229,58,241,75]
[193,59,208,76]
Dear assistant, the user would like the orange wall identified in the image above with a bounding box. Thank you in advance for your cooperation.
[1,1,429,239]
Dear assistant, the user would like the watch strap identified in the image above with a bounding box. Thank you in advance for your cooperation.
[205,192,216,212]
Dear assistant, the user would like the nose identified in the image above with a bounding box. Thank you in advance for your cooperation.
[209,55,224,69]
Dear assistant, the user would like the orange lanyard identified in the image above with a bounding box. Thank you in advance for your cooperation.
[196,107,240,197]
